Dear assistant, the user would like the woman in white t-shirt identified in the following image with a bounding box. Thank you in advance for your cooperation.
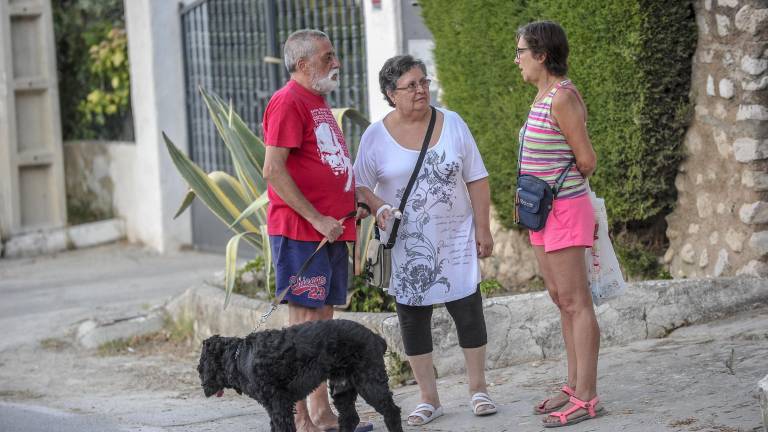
[354,55,497,426]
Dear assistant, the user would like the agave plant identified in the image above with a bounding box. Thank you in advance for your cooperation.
[164,88,373,308]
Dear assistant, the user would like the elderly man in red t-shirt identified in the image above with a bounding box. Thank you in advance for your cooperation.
[262,29,372,432]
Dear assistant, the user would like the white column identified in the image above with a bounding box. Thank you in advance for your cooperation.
[363,0,402,122]
[124,0,191,252]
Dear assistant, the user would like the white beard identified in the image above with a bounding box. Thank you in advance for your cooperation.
[311,68,340,94]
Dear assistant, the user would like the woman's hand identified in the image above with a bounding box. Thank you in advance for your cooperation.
[376,204,400,231]
[476,227,494,258]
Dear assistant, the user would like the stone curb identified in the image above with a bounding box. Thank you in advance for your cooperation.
[76,309,166,349]
[166,277,768,376]
[2,218,126,259]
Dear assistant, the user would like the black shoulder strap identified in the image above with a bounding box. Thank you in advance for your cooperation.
[383,106,437,249]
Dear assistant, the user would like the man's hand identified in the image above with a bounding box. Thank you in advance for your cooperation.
[475,228,494,259]
[311,215,344,242]
[355,202,371,220]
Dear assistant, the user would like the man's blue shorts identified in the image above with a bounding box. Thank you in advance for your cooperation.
[269,235,348,308]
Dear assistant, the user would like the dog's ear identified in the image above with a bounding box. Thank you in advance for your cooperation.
[198,335,229,397]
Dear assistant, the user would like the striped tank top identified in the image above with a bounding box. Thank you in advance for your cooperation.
[518,79,587,199]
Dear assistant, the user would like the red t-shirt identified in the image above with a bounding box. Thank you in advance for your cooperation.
[262,80,356,241]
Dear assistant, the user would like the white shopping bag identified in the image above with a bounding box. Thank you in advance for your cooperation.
[585,190,627,305]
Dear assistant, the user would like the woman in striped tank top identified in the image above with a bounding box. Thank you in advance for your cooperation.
[515,21,603,428]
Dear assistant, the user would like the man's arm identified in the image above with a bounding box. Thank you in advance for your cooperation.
[263,146,343,242]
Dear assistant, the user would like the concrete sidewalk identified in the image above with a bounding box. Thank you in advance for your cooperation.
[0,244,766,432]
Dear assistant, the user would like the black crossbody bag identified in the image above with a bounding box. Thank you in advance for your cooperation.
[515,122,574,232]
[366,106,436,289]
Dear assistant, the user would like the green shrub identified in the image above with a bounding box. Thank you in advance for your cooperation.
[53,0,133,140]
[347,275,397,313]
[419,0,696,273]
[479,279,504,297]
[233,257,275,301]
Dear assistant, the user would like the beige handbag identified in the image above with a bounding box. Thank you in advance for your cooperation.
[365,238,392,289]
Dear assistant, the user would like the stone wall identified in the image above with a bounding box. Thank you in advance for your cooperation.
[479,212,540,288]
[63,141,136,226]
[665,0,768,278]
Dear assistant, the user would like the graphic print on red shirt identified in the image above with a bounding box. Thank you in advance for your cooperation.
[262,80,355,242]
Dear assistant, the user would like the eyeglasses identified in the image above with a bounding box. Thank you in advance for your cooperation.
[515,47,531,59]
[394,78,432,93]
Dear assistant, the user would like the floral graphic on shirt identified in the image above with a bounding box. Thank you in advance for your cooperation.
[393,150,461,306]
[312,108,353,191]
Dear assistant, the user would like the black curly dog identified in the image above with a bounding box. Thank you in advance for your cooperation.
[198,319,403,432]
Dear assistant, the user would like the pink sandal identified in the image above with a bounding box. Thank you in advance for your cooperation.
[534,385,575,414]
[543,395,603,428]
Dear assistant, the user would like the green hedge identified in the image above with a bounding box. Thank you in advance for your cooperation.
[419,0,696,233]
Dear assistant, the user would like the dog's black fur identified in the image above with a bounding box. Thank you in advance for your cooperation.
[198,319,403,432]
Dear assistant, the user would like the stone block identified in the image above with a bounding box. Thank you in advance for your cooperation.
[760,374,768,431]
[737,105,768,121]
[742,170,768,191]
[717,0,738,7]
[697,194,714,218]
[699,49,716,63]
[717,203,727,214]
[722,51,735,67]
[715,14,730,36]
[725,228,746,252]
[743,76,768,91]
[737,260,768,277]
[741,56,768,75]
[707,75,716,96]
[713,103,728,120]
[713,129,730,156]
[719,78,735,99]
[697,13,710,36]
[749,231,768,255]
[686,129,703,152]
[709,231,720,245]
[713,249,729,277]
[739,202,768,224]
[681,243,696,264]
[734,138,768,162]
[77,312,165,349]
[699,249,709,268]
[4,229,69,258]
[735,5,768,35]
[68,219,126,249]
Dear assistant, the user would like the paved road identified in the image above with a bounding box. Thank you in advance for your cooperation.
[0,245,765,432]
[0,402,151,432]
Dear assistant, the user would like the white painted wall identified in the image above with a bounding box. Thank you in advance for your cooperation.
[124,0,191,252]
[107,143,137,237]
[363,0,401,122]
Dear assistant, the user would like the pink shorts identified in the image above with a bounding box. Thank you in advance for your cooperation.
[529,194,595,253]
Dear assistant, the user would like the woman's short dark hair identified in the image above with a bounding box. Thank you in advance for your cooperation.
[379,55,428,107]
[517,21,569,76]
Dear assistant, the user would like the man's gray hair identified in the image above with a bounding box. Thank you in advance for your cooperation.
[283,29,330,73]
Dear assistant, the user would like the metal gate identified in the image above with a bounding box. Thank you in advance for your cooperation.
[180,0,368,251]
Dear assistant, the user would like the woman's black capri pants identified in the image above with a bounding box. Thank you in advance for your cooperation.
[395,289,487,356]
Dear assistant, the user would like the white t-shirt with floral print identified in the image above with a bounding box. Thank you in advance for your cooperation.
[354,108,489,306]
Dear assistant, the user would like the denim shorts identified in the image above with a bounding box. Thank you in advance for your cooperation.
[269,235,348,308]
